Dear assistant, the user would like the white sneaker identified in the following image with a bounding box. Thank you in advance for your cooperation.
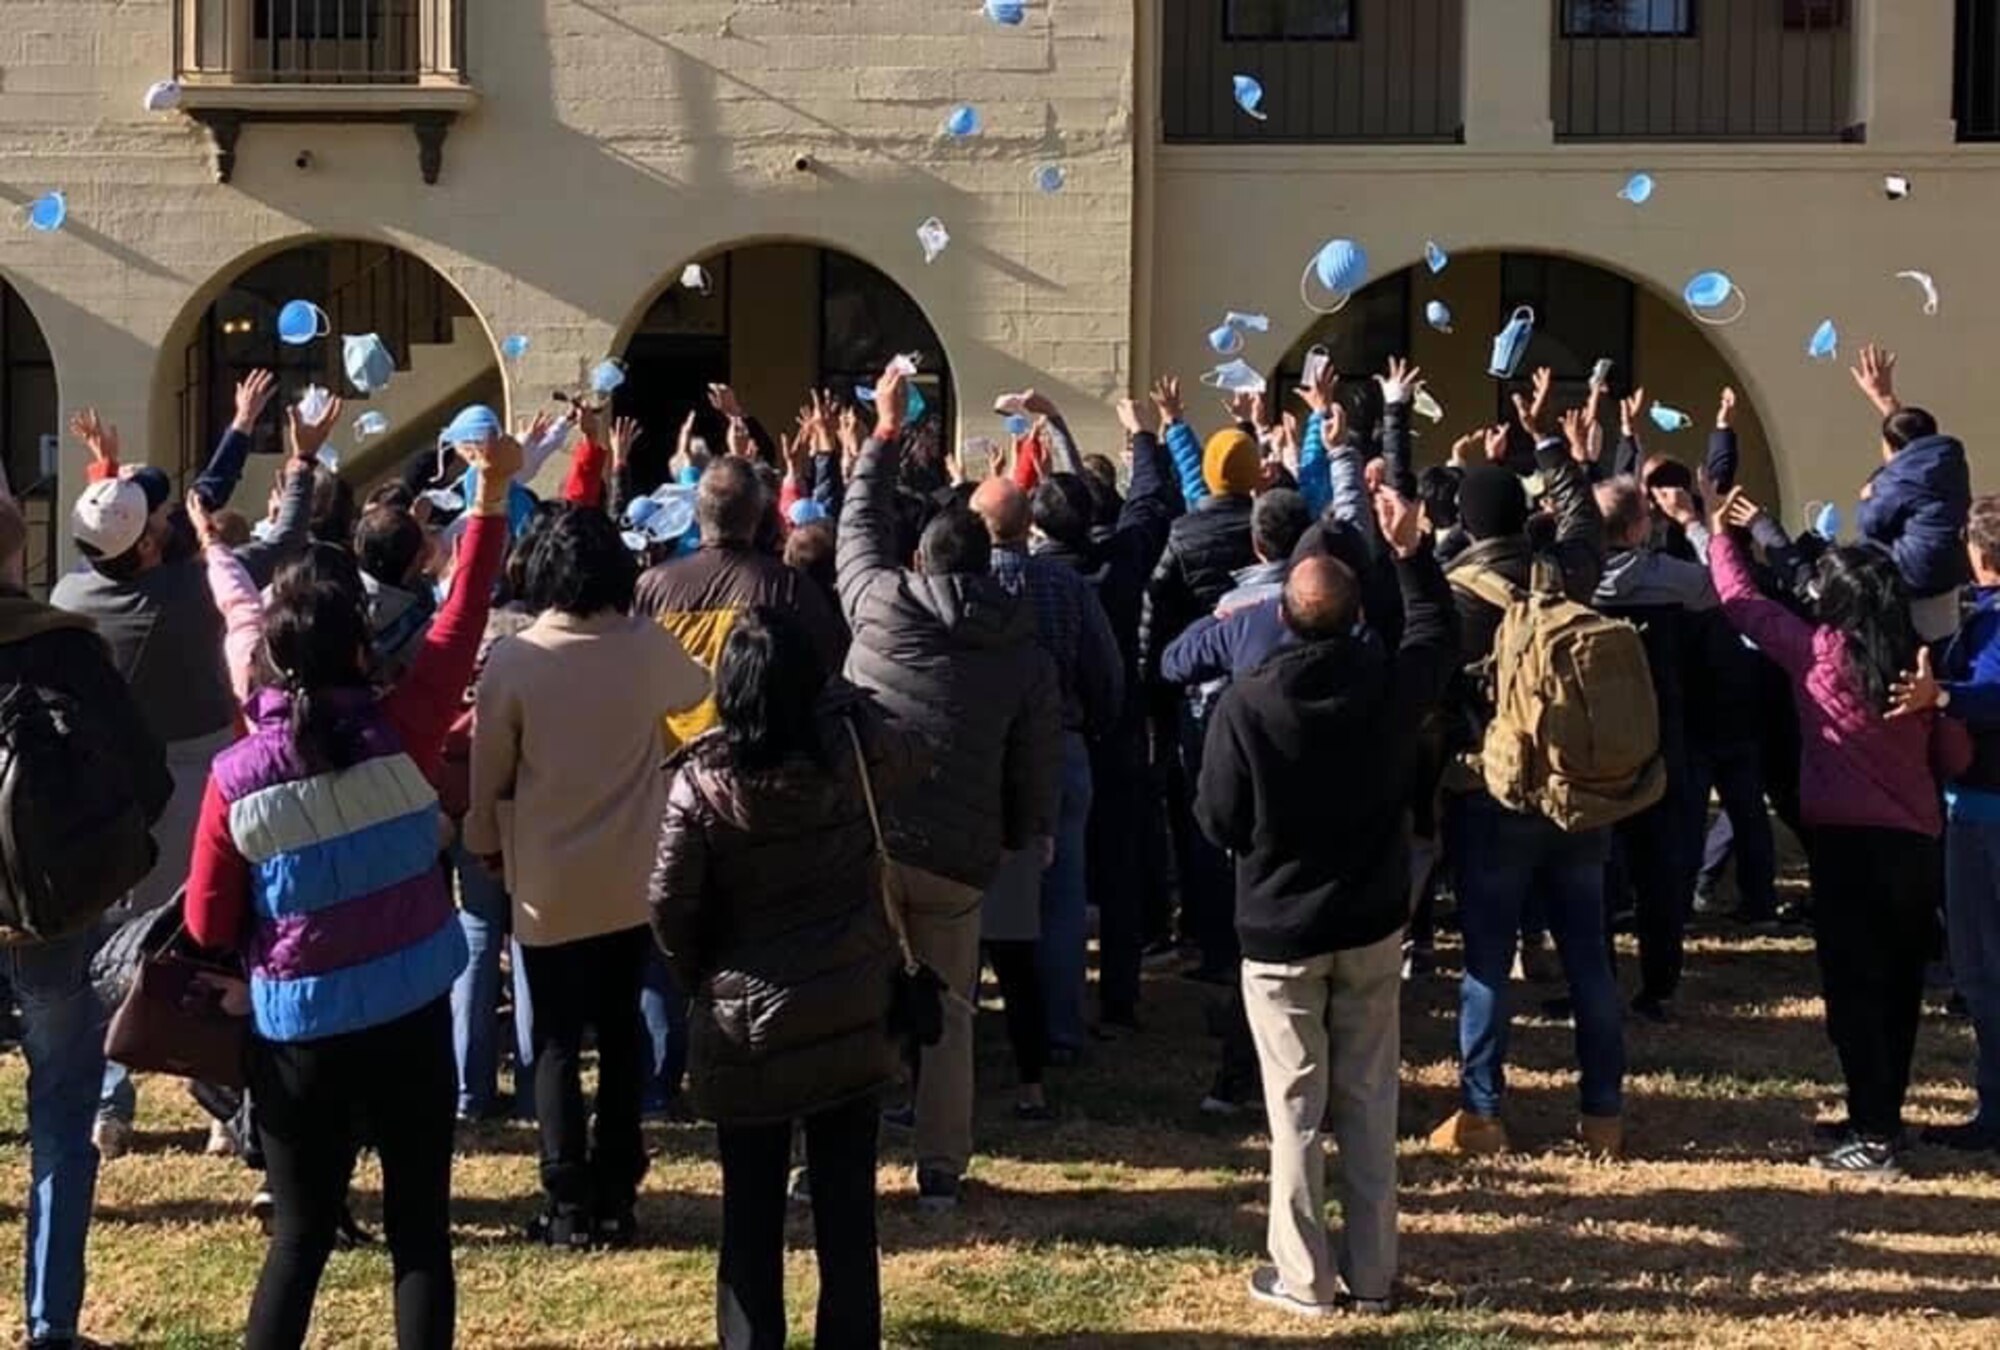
[1247,1265,1334,1318]
[93,1117,133,1161]
[205,1119,237,1158]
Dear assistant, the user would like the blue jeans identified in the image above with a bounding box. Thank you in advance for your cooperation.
[1037,733,1095,1053]
[1454,795,1624,1118]
[1945,816,2000,1126]
[448,843,533,1118]
[4,929,108,1343]
[639,946,688,1111]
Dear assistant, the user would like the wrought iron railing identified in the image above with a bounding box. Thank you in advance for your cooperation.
[1555,0,1856,141]
[173,0,465,85]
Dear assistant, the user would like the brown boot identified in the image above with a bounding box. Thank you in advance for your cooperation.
[1578,1113,1624,1159]
[1428,1109,1510,1156]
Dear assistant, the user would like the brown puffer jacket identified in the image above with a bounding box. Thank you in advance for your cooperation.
[648,681,921,1125]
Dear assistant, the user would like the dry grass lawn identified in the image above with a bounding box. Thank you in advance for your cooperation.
[5,918,1999,1347]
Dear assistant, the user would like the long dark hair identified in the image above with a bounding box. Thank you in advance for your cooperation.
[1815,545,1916,715]
[261,543,374,771]
[713,606,828,772]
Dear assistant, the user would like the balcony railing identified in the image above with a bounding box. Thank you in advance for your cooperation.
[1162,0,1465,144]
[1554,0,1857,141]
[174,0,464,86]
[1956,0,2000,139]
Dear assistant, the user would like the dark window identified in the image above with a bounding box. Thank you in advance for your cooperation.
[254,1,390,41]
[1,285,57,496]
[1225,0,1355,40]
[1495,255,1635,418]
[1562,0,1694,36]
[1782,0,1848,29]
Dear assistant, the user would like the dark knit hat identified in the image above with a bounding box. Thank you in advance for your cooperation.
[1457,465,1530,541]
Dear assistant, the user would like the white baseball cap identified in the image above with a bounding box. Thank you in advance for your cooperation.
[71,478,149,560]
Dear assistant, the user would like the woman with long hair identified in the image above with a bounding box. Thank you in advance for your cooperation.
[183,436,518,1348]
[650,606,922,1349]
[1708,488,1965,1180]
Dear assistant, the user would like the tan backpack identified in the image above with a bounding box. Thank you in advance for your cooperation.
[1450,563,1666,833]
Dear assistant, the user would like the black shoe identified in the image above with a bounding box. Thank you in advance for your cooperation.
[1813,1135,1903,1180]
[527,1205,595,1250]
[1630,994,1672,1025]
[1812,1119,1914,1149]
[594,1206,639,1248]
[915,1167,961,1213]
[1922,1119,2000,1152]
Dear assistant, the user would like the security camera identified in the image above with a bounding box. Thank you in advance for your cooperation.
[295,150,314,171]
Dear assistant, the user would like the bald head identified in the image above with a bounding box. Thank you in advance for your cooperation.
[1281,555,1361,641]
[1595,476,1649,550]
[971,477,1031,546]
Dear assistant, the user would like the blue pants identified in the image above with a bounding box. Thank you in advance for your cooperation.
[4,928,107,1343]
[1037,733,1096,1054]
[1454,795,1624,1118]
[1945,816,2000,1127]
[448,843,533,1118]
[640,947,688,1112]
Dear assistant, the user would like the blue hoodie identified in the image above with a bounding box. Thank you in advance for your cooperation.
[1858,433,1971,598]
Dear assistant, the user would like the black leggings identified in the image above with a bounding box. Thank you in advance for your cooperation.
[1804,826,1942,1139]
[985,940,1046,1088]
[246,996,456,1350]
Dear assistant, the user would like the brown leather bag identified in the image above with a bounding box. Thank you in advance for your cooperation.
[104,923,248,1089]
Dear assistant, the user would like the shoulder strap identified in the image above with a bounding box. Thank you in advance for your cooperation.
[842,716,916,972]
[1449,565,1524,612]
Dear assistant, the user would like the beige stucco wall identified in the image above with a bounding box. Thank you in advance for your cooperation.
[0,0,1137,568]
[1143,0,1990,522]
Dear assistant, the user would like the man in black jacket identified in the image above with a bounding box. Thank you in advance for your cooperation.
[836,365,1061,1212]
[0,491,171,1349]
[1195,487,1456,1319]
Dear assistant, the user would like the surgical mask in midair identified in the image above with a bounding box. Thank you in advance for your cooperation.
[1488,306,1536,380]
[1200,359,1266,396]
[343,333,395,395]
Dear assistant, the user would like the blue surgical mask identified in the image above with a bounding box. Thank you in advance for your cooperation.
[590,359,626,395]
[1649,404,1694,433]
[1208,324,1245,357]
[1489,306,1536,379]
[1200,359,1266,395]
[343,333,395,395]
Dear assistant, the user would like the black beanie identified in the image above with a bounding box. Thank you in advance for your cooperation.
[1458,465,1530,541]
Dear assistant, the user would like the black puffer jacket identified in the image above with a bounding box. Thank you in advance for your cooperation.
[1139,494,1255,679]
[649,685,919,1126]
[836,437,1062,889]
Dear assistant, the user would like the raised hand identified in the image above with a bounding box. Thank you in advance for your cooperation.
[69,409,120,470]
[1224,389,1258,426]
[286,393,342,465]
[1449,430,1483,468]
[465,434,525,509]
[185,489,221,550]
[1850,343,1901,417]
[873,365,910,437]
[1319,400,1349,451]
[1296,357,1339,415]
[1716,385,1738,431]
[1722,489,1765,532]
[1651,484,1699,528]
[1620,387,1648,439]
[1373,486,1425,559]
[1377,356,1423,407]
[1115,396,1144,437]
[1149,376,1185,427]
[1482,424,1510,465]
[707,383,747,422]
[1560,407,1590,464]
[609,416,642,471]
[1516,366,1554,437]
[233,369,278,434]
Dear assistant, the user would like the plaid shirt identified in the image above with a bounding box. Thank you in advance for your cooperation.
[992,544,1096,732]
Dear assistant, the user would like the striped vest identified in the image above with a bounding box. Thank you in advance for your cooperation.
[213,689,466,1043]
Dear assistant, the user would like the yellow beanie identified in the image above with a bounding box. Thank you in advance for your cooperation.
[1202,428,1261,497]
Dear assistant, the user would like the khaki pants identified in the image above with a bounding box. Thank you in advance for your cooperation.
[893,861,984,1178]
[1241,930,1402,1305]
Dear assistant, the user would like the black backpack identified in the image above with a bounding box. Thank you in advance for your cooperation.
[0,682,157,941]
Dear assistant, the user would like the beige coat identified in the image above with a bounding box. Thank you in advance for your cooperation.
[465,610,708,947]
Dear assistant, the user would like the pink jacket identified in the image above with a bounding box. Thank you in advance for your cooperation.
[204,544,263,706]
[1709,533,1952,838]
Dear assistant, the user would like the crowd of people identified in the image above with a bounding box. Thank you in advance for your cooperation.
[0,331,1991,1348]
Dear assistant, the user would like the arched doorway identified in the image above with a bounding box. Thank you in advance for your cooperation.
[166,239,502,495]
[1270,249,1780,511]
[615,242,954,494]
[0,277,62,594]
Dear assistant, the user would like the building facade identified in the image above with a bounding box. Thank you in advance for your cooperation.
[0,1,1991,580]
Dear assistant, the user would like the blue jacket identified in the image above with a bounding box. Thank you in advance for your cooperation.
[1160,599,1294,687]
[1941,587,2000,804]
[1859,433,1971,598]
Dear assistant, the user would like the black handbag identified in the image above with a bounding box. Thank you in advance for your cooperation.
[844,719,948,1049]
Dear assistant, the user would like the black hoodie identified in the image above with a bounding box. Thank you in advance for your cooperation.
[1194,549,1458,961]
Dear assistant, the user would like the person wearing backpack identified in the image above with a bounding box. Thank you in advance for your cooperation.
[1430,399,1640,1161]
[0,491,172,1350]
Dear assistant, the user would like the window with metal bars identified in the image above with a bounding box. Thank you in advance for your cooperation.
[1562,1,1694,38]
[1225,1,1355,40]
